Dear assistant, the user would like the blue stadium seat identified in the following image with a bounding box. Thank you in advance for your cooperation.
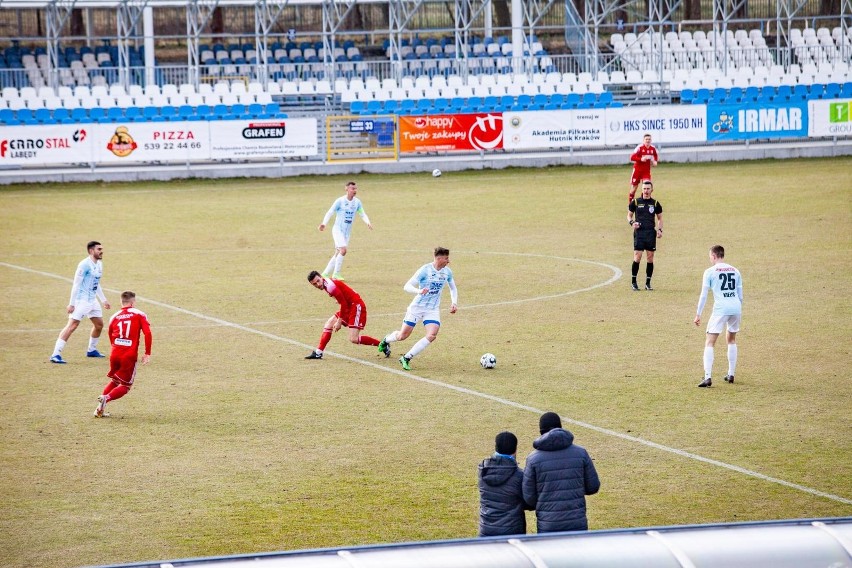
[449,97,465,112]
[195,104,212,120]
[823,83,841,98]
[498,95,514,110]
[792,84,808,101]
[775,84,792,102]
[211,104,229,119]
[808,84,825,99]
[841,83,852,98]
[70,108,89,122]
[125,106,142,121]
[743,86,760,103]
[0,108,15,124]
[229,104,247,118]
[53,107,71,123]
[383,100,399,115]
[517,94,533,109]
[159,106,178,120]
[759,86,776,102]
[142,106,160,121]
[399,99,416,114]
[694,88,711,104]
[366,100,382,115]
[433,97,450,112]
[532,93,549,107]
[415,98,432,113]
[265,102,280,117]
[598,91,614,106]
[711,88,727,103]
[727,87,743,104]
[178,105,196,120]
[581,92,597,106]
[465,96,482,111]
[246,103,264,118]
[563,93,581,109]
[350,100,365,115]
[88,107,107,122]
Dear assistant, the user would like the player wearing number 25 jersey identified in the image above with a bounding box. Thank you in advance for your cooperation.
[94,291,153,417]
[694,246,743,388]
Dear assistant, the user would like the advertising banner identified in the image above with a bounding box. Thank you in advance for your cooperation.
[808,99,852,137]
[0,124,92,165]
[605,106,707,145]
[502,109,605,150]
[208,118,318,159]
[706,102,808,141]
[93,121,208,163]
[398,113,503,153]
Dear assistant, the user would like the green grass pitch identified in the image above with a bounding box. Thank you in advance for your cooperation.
[0,157,850,567]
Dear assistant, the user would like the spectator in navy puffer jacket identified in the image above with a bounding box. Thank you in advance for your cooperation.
[523,412,600,533]
[478,431,530,536]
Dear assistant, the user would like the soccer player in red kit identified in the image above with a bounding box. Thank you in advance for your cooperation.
[629,133,659,201]
[304,270,384,359]
[93,290,152,417]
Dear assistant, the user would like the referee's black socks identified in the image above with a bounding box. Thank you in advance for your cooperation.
[631,261,640,284]
[646,262,654,285]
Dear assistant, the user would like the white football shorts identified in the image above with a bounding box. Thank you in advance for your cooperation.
[69,299,103,321]
[706,314,741,335]
[332,225,352,248]
[403,305,442,327]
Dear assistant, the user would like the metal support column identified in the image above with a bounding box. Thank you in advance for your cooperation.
[453,0,489,81]
[775,0,808,69]
[117,0,148,87]
[389,0,426,81]
[46,0,77,90]
[712,0,747,74]
[186,0,220,89]
[255,0,291,88]
[322,0,358,85]
[520,0,556,75]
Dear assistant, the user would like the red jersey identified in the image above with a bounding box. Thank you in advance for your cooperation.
[323,278,363,323]
[630,143,659,181]
[108,306,152,358]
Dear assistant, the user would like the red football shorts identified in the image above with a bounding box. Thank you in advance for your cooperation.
[107,354,138,386]
[336,300,367,330]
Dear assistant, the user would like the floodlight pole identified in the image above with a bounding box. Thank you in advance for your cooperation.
[46,0,76,90]
[186,0,220,89]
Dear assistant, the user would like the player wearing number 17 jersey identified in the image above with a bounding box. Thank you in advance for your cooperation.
[694,246,743,388]
[94,291,153,417]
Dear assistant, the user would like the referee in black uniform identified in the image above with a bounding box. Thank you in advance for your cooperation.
[628,179,664,291]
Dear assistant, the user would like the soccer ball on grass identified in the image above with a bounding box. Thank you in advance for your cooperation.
[432,169,442,177]
[480,353,497,369]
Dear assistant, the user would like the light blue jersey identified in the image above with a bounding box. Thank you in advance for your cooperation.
[699,262,743,316]
[407,263,456,311]
[69,257,105,305]
[323,196,369,238]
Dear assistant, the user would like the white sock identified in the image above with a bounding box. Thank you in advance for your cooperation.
[727,344,738,376]
[384,331,399,344]
[52,338,66,357]
[334,254,345,274]
[703,346,714,379]
[323,254,336,276]
[406,337,432,359]
[88,337,99,352]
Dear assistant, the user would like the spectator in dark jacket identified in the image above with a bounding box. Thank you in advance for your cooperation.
[522,412,600,533]
[478,431,529,537]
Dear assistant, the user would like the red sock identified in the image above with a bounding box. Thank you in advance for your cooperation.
[358,335,380,346]
[106,385,129,401]
[318,328,333,351]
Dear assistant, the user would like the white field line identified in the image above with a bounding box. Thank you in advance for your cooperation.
[2,260,850,507]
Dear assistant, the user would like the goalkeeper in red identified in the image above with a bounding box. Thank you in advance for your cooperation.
[94,291,152,417]
[305,270,383,359]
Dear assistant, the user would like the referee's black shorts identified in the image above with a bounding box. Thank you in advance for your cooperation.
[634,229,657,251]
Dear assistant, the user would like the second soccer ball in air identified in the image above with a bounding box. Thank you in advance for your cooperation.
[480,353,496,369]
[432,169,442,177]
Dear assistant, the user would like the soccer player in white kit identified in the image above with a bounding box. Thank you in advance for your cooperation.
[318,181,372,280]
[694,245,743,387]
[377,247,459,371]
[50,241,112,364]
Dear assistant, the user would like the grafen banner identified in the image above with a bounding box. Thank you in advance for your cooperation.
[0,124,92,165]
[502,109,605,150]
[398,113,503,153]
[706,102,808,141]
[808,99,852,137]
[605,105,707,145]
[93,121,207,163]
[208,118,318,159]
